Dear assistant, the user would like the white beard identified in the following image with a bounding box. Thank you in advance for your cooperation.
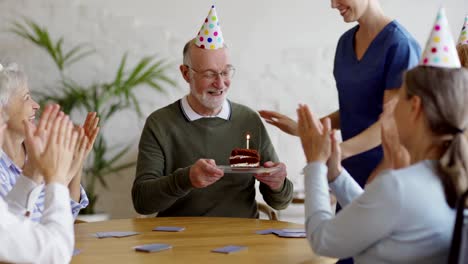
[193,89,227,110]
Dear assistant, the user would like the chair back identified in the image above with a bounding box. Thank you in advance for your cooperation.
[448,190,468,264]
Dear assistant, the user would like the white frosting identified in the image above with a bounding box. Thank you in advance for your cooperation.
[230,162,260,168]
[229,155,255,159]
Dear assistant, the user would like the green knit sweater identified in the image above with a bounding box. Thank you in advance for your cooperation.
[132,99,293,218]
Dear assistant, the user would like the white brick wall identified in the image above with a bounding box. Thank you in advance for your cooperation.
[0,0,466,220]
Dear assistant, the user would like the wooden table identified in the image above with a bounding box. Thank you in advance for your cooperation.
[73,217,336,264]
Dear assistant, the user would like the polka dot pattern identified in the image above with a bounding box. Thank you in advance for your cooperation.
[420,8,461,68]
[194,5,224,50]
[457,16,468,45]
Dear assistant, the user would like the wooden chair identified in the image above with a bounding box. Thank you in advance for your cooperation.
[257,202,278,220]
[448,190,468,264]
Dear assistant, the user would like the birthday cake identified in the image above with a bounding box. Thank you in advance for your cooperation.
[229,148,260,168]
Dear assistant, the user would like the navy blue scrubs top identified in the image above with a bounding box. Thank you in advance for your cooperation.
[333,20,421,187]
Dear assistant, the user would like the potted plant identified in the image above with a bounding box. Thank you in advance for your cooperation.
[10,18,176,217]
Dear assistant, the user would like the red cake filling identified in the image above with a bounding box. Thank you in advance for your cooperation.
[229,148,260,167]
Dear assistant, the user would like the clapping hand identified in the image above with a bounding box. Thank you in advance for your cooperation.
[297,104,331,163]
[23,104,60,183]
[326,131,342,183]
[24,104,78,185]
[67,112,100,181]
[380,98,410,170]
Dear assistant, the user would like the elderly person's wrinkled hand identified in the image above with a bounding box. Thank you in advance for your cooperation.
[254,161,287,191]
[67,112,100,182]
[22,104,61,183]
[189,159,224,188]
[24,104,78,185]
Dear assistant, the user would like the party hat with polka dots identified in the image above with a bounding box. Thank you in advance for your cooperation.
[420,7,461,68]
[194,5,224,50]
[457,16,468,45]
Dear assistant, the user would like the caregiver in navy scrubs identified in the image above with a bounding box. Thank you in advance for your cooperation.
[260,0,420,188]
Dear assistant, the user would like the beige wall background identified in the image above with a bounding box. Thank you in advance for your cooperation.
[0,0,466,220]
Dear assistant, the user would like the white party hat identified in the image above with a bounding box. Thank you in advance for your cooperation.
[194,5,224,50]
[420,8,461,68]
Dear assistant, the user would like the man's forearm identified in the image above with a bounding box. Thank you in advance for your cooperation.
[132,167,193,215]
[260,178,293,210]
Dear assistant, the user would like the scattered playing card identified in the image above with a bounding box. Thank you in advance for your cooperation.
[280,228,306,233]
[95,231,140,238]
[73,249,81,256]
[272,230,307,238]
[212,245,248,254]
[134,243,172,253]
[255,229,278,235]
[153,226,185,232]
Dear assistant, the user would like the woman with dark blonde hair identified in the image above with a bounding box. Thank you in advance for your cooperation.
[297,9,467,261]
[298,64,467,263]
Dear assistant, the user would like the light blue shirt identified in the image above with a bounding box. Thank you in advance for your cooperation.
[304,160,455,264]
[0,149,88,221]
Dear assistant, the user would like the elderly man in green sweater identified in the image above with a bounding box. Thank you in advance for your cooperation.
[132,37,294,218]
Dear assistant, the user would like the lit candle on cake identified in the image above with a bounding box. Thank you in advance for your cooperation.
[246,134,250,149]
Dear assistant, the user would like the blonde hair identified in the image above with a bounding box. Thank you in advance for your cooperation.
[405,66,468,207]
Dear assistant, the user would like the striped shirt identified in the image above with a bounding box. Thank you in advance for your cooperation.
[0,149,88,221]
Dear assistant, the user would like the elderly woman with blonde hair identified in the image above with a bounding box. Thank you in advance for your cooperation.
[0,62,99,220]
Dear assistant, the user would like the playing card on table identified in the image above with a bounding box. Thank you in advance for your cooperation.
[134,243,172,253]
[153,226,185,232]
[255,228,278,235]
[211,245,248,254]
[272,230,307,238]
[95,231,140,238]
[280,228,305,233]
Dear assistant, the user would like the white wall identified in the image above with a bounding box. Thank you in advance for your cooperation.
[0,0,466,220]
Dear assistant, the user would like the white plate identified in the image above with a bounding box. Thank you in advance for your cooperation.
[217,165,280,174]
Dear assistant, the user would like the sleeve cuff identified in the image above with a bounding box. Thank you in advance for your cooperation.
[45,183,70,202]
[5,175,42,216]
[70,185,89,218]
[329,168,351,192]
[173,167,194,194]
[303,162,328,177]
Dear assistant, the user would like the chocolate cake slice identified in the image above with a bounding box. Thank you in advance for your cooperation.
[229,148,260,168]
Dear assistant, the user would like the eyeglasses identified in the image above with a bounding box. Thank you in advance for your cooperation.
[185,65,236,81]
